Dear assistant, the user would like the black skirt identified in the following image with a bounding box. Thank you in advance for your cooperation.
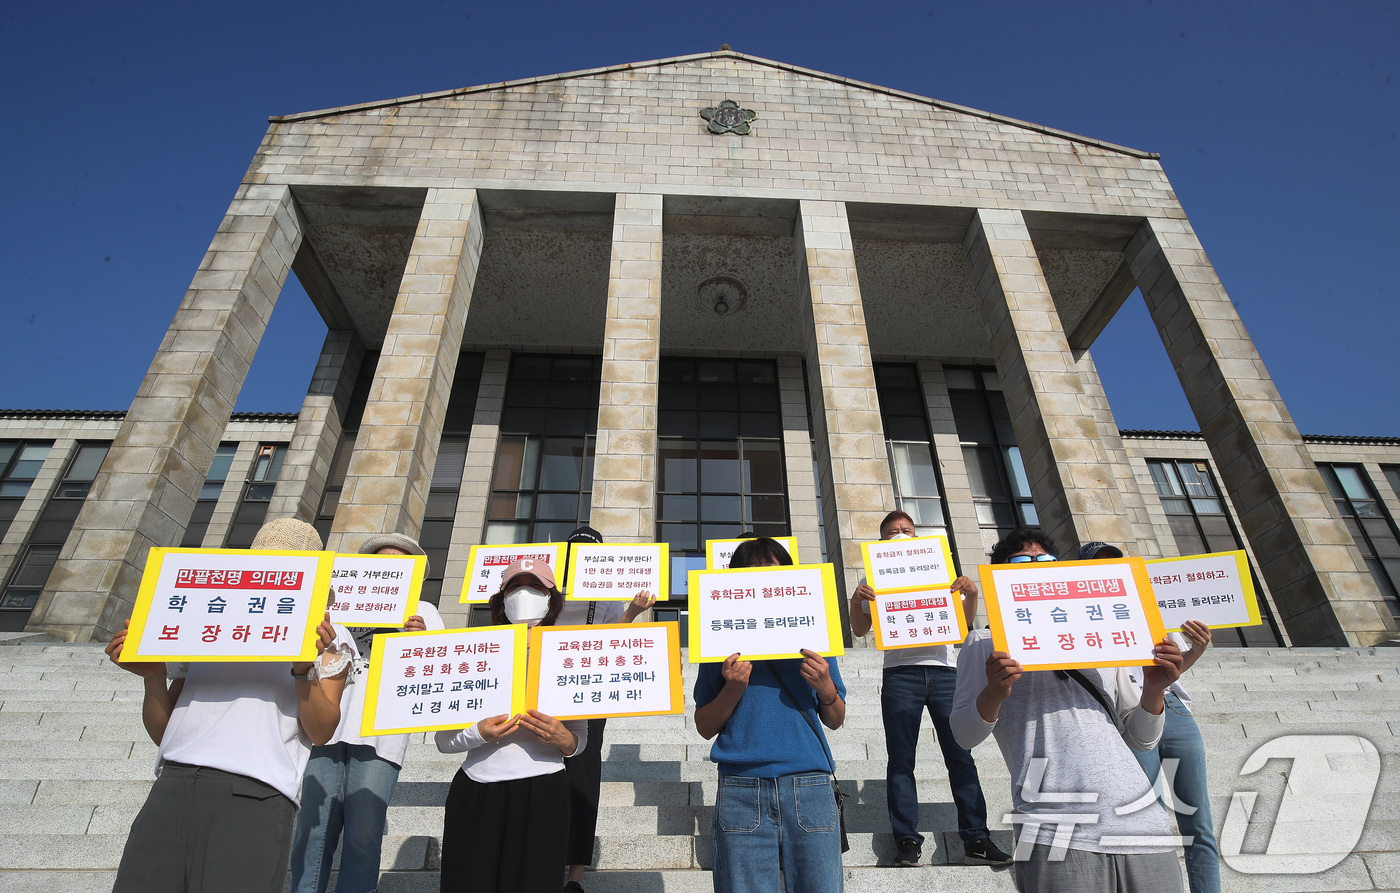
[440,768,571,893]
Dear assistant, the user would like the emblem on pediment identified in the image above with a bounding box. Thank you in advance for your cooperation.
[700,100,757,135]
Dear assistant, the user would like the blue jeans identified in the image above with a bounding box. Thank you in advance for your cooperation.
[711,773,843,893]
[1133,693,1220,893]
[881,665,990,844]
[289,743,402,893]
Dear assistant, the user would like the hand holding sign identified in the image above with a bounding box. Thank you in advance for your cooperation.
[106,620,166,681]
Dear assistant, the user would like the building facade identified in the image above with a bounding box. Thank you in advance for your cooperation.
[8,51,1397,646]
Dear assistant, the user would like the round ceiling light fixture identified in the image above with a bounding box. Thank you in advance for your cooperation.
[696,276,748,317]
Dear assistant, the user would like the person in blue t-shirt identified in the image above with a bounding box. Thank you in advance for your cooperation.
[693,537,848,893]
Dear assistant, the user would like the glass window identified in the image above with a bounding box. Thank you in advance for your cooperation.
[1318,463,1400,621]
[0,441,53,499]
[54,443,110,499]
[200,443,238,500]
[946,366,1036,540]
[874,363,950,538]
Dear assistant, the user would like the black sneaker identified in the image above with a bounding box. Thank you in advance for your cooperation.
[963,836,1014,867]
[562,882,586,893]
[894,837,922,867]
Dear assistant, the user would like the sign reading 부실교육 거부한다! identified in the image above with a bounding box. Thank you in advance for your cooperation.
[687,564,844,662]
[705,536,800,570]
[459,543,565,604]
[123,548,334,663]
[980,557,1166,671]
[327,553,426,628]
[526,622,684,720]
[360,626,527,736]
[1144,550,1261,632]
[565,542,668,601]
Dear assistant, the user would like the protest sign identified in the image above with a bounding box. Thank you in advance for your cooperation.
[1145,550,1260,632]
[123,548,333,663]
[980,558,1165,670]
[360,626,526,736]
[526,622,683,720]
[687,564,844,662]
[459,543,565,603]
[861,534,957,591]
[328,553,425,628]
[871,586,968,650]
[705,536,800,570]
[565,542,668,601]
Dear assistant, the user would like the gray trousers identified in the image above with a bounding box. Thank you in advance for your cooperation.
[1015,844,1184,893]
[113,762,296,893]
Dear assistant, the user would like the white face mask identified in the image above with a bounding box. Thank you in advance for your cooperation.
[886,532,913,540]
[504,587,551,625]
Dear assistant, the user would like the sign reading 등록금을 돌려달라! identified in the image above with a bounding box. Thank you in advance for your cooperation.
[122,548,334,663]
[565,542,668,601]
[327,553,426,628]
[980,557,1165,671]
[871,585,968,650]
[360,626,527,736]
[1145,550,1261,632]
[526,622,684,720]
[860,533,957,592]
[687,563,844,662]
[459,543,565,603]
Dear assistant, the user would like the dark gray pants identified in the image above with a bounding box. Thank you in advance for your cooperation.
[113,762,296,893]
[1015,844,1184,893]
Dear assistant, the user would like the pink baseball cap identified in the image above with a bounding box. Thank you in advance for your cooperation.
[500,558,556,591]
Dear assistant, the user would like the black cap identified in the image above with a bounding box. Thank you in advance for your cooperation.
[1077,541,1124,561]
[566,526,603,544]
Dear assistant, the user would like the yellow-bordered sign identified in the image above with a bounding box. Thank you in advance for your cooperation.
[1145,550,1261,631]
[871,585,969,650]
[459,543,565,603]
[328,553,426,628]
[705,536,800,570]
[687,563,844,662]
[860,533,957,592]
[360,625,527,736]
[526,622,684,720]
[124,547,333,663]
[564,542,669,602]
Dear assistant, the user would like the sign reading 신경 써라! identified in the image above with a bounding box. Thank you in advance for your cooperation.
[327,553,425,628]
[526,622,684,720]
[1144,550,1260,632]
[980,558,1165,671]
[565,542,668,601]
[687,564,844,662]
[360,626,526,737]
[459,543,565,604]
[705,536,800,570]
[123,548,334,662]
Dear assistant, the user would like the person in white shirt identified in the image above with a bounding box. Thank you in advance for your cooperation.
[436,557,587,893]
[106,518,353,893]
[848,509,1009,868]
[950,528,1185,893]
[289,532,446,893]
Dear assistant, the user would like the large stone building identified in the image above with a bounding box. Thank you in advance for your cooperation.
[4,50,1398,649]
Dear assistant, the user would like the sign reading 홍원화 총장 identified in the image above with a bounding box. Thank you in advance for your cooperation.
[123,548,334,662]
[327,553,425,628]
[360,626,526,736]
[526,622,684,720]
[980,557,1165,671]
[687,564,844,662]
[565,542,668,601]
[1145,550,1260,632]
[459,543,565,603]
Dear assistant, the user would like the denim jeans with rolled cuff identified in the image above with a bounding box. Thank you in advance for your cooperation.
[289,742,402,893]
[710,772,843,893]
[1133,692,1220,893]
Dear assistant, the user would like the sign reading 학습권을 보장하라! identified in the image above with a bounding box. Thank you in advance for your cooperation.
[871,586,968,650]
[327,553,425,628]
[687,564,843,662]
[980,557,1165,671]
[123,548,334,663]
[565,542,668,601]
[1145,550,1261,632]
[459,543,565,604]
[526,622,684,720]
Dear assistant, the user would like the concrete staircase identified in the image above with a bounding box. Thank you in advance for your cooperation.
[2,641,1400,892]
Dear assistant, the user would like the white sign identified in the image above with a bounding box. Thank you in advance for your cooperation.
[861,534,956,591]
[527,622,683,719]
[1146,551,1260,631]
[566,542,668,601]
[328,554,425,627]
[705,536,800,570]
[688,564,843,662]
[459,543,565,603]
[872,586,967,650]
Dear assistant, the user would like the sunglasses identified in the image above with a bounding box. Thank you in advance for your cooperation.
[1007,554,1058,563]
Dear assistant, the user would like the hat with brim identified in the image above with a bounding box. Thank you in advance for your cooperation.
[566,526,603,544]
[250,518,323,552]
[358,533,426,557]
[1077,541,1124,561]
[501,558,557,592]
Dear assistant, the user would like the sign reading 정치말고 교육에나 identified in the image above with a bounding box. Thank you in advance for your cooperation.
[327,553,426,628]
[459,543,565,604]
[1145,550,1261,632]
[861,533,957,592]
[123,548,334,663]
[687,564,844,662]
[705,536,800,570]
[871,586,968,650]
[980,557,1165,671]
[565,542,669,602]
[526,622,684,720]
[360,625,526,737]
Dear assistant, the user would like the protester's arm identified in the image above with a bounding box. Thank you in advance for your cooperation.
[694,656,751,740]
[622,589,657,623]
[848,579,874,637]
[950,633,1001,749]
[517,711,587,757]
[1178,621,1211,674]
[293,613,351,746]
[436,713,523,753]
[799,649,845,730]
[953,575,978,629]
[1115,639,1183,750]
[105,620,183,745]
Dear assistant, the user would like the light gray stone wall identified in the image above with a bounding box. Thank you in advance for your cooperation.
[916,361,988,603]
[777,357,824,567]
[27,185,304,642]
[329,189,483,552]
[1126,219,1394,646]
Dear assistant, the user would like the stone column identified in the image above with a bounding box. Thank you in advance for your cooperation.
[440,349,510,628]
[0,440,76,585]
[916,362,987,599]
[796,200,895,614]
[589,194,662,543]
[329,189,483,552]
[777,357,823,565]
[962,209,1142,558]
[200,441,259,547]
[29,184,303,642]
[1126,218,1392,646]
[268,330,364,524]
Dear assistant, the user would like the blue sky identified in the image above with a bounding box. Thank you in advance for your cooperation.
[1,1,1395,435]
